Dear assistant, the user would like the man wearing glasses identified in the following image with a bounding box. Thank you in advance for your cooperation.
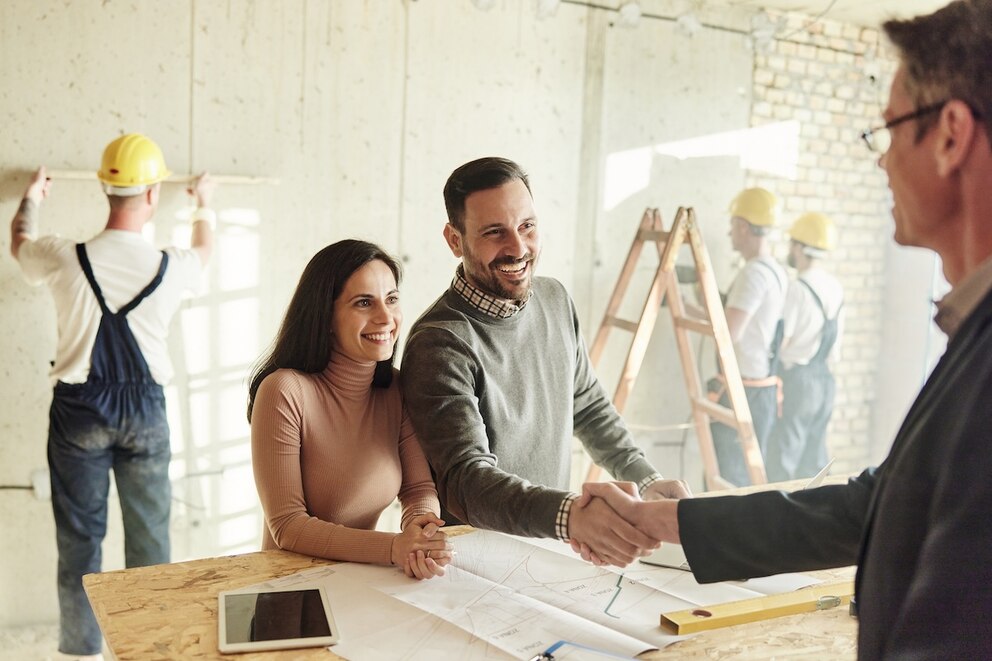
[575,1,992,657]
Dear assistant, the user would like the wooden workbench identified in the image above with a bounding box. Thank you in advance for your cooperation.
[84,477,857,660]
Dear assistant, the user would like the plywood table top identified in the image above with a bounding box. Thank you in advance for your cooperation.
[85,477,857,660]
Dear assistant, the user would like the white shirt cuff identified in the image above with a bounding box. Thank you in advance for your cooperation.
[191,207,217,228]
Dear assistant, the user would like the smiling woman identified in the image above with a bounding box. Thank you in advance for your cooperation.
[331,259,403,364]
[245,240,453,580]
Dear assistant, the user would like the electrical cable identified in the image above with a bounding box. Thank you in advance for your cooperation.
[560,0,748,35]
[558,0,848,46]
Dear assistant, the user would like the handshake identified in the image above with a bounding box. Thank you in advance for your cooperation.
[567,479,691,567]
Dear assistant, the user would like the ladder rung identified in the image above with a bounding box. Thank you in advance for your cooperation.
[637,229,670,242]
[674,316,714,335]
[587,207,768,488]
[692,397,739,428]
[605,316,639,333]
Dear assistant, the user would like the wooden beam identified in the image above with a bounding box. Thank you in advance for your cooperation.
[45,169,280,186]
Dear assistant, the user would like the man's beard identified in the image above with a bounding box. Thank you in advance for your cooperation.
[467,253,537,301]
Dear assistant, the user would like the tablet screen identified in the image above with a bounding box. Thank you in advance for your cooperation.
[218,586,339,653]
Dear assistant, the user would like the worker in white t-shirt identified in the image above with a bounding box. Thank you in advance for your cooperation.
[710,187,787,486]
[766,212,844,481]
[9,134,214,660]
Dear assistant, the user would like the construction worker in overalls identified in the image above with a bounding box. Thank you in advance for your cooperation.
[766,212,844,482]
[710,187,788,486]
[10,134,214,659]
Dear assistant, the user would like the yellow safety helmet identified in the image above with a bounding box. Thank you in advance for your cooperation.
[97,133,171,196]
[728,187,780,228]
[789,212,837,252]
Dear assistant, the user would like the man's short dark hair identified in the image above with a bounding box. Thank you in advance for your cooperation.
[443,157,532,232]
[883,0,992,139]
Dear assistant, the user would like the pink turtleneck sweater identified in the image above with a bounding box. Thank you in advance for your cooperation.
[250,351,440,565]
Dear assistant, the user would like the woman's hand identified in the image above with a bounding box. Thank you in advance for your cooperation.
[390,514,453,579]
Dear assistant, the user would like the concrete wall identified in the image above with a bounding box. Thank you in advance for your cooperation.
[0,0,924,628]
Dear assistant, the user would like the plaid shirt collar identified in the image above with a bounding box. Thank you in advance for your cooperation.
[452,265,531,319]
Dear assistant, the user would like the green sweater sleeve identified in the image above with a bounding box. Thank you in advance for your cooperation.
[401,279,660,538]
[402,325,568,538]
[568,295,658,484]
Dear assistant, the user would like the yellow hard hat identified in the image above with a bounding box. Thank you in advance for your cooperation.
[97,133,171,195]
[789,212,837,251]
[728,187,780,227]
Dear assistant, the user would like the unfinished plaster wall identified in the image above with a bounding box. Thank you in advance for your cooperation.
[0,0,591,628]
[0,0,917,630]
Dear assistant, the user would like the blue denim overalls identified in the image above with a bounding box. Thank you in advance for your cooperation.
[47,243,172,655]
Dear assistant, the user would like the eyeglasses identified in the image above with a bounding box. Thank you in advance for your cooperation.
[860,101,948,153]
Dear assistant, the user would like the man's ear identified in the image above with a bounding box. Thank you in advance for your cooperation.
[934,100,978,177]
[443,223,464,258]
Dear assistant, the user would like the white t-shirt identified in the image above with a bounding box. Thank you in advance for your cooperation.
[725,256,787,379]
[780,266,845,369]
[17,229,204,385]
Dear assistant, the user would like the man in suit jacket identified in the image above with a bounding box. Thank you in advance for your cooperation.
[575,1,992,657]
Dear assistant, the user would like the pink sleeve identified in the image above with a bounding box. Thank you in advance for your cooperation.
[396,403,442,530]
[251,371,396,564]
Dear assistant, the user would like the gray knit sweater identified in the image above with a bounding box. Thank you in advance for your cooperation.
[401,276,658,538]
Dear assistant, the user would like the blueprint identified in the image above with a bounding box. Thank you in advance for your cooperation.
[252,530,821,661]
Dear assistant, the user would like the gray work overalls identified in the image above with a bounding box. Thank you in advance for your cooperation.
[766,279,840,482]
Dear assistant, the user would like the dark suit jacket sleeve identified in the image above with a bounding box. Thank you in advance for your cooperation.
[677,468,876,583]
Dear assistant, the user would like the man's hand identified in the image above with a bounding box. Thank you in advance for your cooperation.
[642,478,692,500]
[187,172,216,208]
[581,482,681,545]
[24,166,51,204]
[574,480,638,508]
[11,167,50,258]
[390,513,453,580]
[567,495,660,568]
[186,172,216,264]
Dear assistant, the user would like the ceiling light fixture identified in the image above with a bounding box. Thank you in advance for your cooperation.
[676,12,702,37]
[535,0,561,19]
[617,2,641,28]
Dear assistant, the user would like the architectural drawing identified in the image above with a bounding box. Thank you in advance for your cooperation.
[253,530,821,660]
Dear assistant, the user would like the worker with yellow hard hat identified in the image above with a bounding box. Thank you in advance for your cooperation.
[765,212,844,482]
[9,134,215,658]
[788,211,838,256]
[97,132,172,195]
[710,187,788,486]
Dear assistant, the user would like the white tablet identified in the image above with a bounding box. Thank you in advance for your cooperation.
[218,585,339,654]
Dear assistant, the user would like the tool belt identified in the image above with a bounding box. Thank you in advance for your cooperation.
[706,374,783,418]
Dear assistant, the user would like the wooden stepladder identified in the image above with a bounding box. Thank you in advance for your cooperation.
[586,207,767,490]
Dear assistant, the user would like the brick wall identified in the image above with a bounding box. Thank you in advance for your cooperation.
[748,12,897,475]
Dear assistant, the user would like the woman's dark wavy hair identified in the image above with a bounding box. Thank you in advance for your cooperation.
[247,239,402,422]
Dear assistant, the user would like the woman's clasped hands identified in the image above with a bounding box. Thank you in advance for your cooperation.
[390,513,454,579]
